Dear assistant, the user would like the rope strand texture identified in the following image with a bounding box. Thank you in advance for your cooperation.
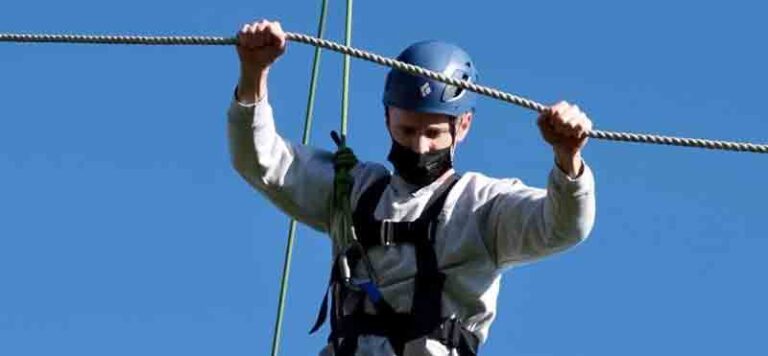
[1,32,766,154]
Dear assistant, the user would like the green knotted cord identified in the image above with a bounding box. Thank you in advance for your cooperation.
[329,0,379,288]
[333,0,360,252]
[340,0,353,139]
[270,0,329,355]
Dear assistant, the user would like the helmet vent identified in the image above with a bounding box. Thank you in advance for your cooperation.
[442,71,470,103]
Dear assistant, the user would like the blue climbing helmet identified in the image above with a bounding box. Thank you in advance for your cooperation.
[383,40,478,117]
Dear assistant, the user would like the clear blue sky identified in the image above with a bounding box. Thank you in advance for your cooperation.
[1,1,766,355]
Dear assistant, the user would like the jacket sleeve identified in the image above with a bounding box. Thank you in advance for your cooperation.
[227,96,335,233]
[484,163,596,269]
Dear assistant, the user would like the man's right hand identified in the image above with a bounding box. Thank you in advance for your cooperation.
[236,20,286,103]
[237,19,286,72]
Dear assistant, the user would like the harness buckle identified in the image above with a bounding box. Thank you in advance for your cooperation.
[380,220,394,246]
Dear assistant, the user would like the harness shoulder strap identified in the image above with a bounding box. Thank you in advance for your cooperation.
[410,175,460,336]
[352,174,392,229]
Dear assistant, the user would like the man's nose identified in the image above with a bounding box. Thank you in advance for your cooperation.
[413,135,431,154]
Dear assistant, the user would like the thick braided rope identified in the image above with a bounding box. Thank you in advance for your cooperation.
[0,33,235,46]
[2,32,766,154]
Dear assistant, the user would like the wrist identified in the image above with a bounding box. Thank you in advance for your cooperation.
[237,66,269,104]
[554,149,583,178]
[240,63,269,78]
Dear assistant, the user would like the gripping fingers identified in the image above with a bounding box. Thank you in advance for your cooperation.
[238,20,286,50]
[253,21,268,47]
[538,100,594,151]
[238,24,251,48]
[549,101,575,136]
[237,20,266,48]
[546,101,593,138]
[267,21,286,49]
[575,112,593,138]
[564,106,584,138]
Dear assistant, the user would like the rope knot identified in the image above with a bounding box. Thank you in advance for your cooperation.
[331,130,358,206]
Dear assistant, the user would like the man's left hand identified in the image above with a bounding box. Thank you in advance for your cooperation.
[537,101,593,177]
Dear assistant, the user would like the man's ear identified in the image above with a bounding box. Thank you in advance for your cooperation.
[455,112,473,143]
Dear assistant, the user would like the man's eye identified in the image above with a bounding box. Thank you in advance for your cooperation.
[426,130,443,139]
[402,128,416,136]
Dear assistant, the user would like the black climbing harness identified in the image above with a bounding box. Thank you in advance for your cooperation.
[311,171,479,355]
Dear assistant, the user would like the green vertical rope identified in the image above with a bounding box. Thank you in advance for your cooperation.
[340,0,354,140]
[270,0,329,355]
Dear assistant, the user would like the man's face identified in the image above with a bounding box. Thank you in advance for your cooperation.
[387,106,472,154]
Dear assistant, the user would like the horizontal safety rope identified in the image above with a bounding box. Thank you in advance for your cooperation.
[1,32,766,154]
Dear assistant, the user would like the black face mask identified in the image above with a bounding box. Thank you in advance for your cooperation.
[387,139,453,188]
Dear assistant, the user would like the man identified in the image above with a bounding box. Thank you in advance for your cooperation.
[229,20,596,356]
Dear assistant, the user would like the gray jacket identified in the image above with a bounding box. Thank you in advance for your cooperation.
[228,97,596,355]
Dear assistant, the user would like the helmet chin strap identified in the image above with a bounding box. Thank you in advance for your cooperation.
[448,114,461,162]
